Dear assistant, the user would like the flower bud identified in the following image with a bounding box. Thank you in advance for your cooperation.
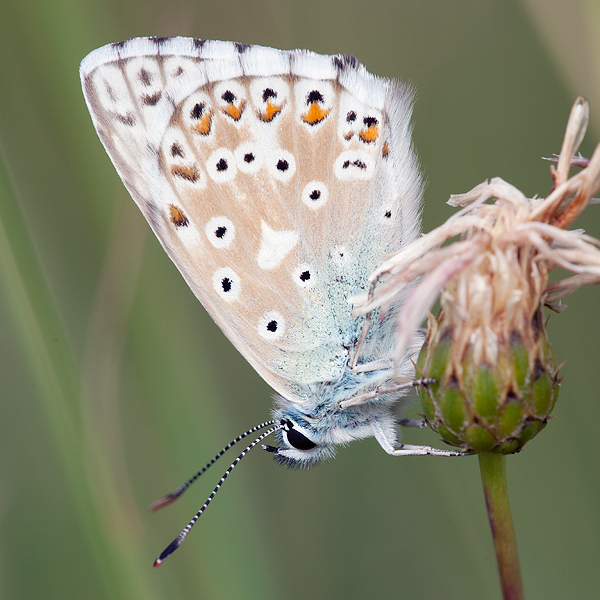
[417,308,560,453]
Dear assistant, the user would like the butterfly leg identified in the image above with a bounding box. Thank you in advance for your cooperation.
[371,419,470,457]
[340,378,436,409]
[390,445,470,457]
[349,313,372,370]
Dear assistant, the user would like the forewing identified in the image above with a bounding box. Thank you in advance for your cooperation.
[80,37,421,403]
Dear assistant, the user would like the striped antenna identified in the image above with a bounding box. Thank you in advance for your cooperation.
[153,421,283,568]
[150,420,278,511]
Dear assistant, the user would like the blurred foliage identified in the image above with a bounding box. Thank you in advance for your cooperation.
[0,1,599,599]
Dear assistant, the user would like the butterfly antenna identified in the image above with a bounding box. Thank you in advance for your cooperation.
[153,421,283,568]
[150,420,278,511]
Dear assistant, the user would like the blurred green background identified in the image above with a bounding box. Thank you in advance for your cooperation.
[1,1,599,599]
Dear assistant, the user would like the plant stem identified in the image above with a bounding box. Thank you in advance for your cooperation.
[478,453,524,600]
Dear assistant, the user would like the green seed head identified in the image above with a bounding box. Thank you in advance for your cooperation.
[417,309,560,454]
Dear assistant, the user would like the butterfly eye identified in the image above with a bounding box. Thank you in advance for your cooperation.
[286,427,317,451]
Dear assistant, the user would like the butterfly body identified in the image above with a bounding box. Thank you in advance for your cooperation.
[271,369,403,466]
[81,37,424,467]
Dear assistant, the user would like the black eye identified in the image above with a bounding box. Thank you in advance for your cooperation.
[286,427,316,450]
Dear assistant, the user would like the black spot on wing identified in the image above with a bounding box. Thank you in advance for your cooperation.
[142,91,162,106]
[307,89,324,104]
[332,54,360,71]
[150,36,170,46]
[116,113,135,126]
[191,103,205,119]
[235,42,251,53]
[262,88,277,101]
[139,68,152,86]
[170,142,184,158]
[342,159,366,170]
[221,90,235,103]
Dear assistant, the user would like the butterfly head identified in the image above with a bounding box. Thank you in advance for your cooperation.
[264,413,336,468]
[265,394,395,468]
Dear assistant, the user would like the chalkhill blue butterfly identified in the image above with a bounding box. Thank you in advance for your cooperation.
[80,37,465,565]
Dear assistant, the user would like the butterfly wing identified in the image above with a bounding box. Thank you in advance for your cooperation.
[80,37,421,404]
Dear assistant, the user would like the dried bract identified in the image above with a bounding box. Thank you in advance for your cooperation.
[353,97,600,453]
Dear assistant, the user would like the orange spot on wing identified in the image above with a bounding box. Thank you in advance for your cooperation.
[191,110,213,135]
[168,204,189,227]
[359,124,379,143]
[222,100,246,121]
[170,164,199,183]
[301,102,330,125]
[258,100,284,122]
[382,140,389,158]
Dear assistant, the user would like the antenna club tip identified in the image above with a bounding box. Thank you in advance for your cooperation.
[153,558,162,569]
[150,495,177,512]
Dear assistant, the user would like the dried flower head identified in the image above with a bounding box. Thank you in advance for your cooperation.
[353,97,600,453]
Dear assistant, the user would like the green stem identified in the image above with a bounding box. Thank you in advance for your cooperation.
[478,453,524,600]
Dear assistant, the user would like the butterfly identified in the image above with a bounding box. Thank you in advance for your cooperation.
[80,37,464,565]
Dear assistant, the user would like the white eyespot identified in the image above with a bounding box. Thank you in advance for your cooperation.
[294,80,334,128]
[90,65,134,123]
[249,77,290,124]
[213,80,247,124]
[337,94,383,145]
[162,56,197,81]
[266,149,296,183]
[181,91,214,138]
[334,150,374,180]
[124,58,163,111]
[205,217,235,248]
[292,263,315,288]
[162,127,207,190]
[331,245,350,267]
[258,311,285,340]
[207,148,237,183]
[234,142,264,174]
[301,181,328,210]
[212,267,241,302]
